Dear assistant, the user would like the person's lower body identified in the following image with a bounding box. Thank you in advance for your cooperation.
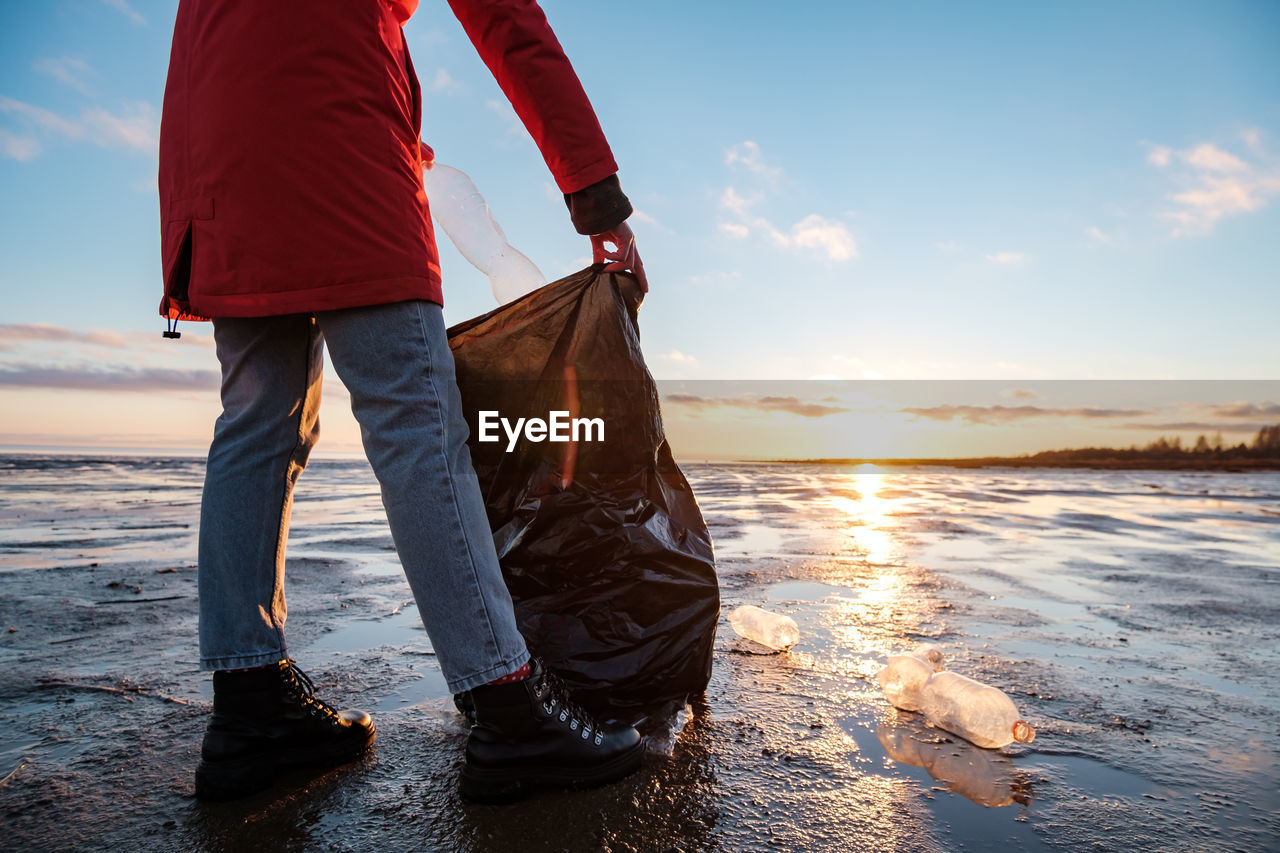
[194,300,640,801]
[199,301,528,686]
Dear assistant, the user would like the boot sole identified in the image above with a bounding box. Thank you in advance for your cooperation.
[459,738,645,804]
[195,728,376,802]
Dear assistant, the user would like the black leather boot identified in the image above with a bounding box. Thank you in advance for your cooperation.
[194,659,375,801]
[460,659,644,803]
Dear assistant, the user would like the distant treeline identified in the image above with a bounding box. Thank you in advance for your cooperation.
[1023,423,1280,467]
[782,424,1280,471]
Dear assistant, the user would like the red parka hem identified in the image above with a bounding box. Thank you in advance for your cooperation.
[174,274,441,320]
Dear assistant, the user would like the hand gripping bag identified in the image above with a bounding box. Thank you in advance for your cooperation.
[446,266,719,719]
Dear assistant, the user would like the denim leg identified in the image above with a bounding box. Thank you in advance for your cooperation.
[198,314,323,671]
[317,301,529,694]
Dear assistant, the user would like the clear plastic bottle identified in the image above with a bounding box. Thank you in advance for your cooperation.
[727,605,800,651]
[422,159,547,305]
[877,645,945,712]
[645,703,693,757]
[914,644,945,671]
[917,670,1036,749]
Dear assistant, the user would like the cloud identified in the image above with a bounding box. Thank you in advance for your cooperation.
[719,186,757,218]
[718,186,856,261]
[1085,226,1113,245]
[0,324,215,357]
[1001,388,1040,400]
[415,27,451,48]
[718,186,786,246]
[629,209,673,234]
[0,323,128,349]
[810,354,886,380]
[790,214,856,261]
[718,142,857,261]
[755,396,851,417]
[0,363,218,392]
[0,130,40,161]
[101,0,145,25]
[902,405,1148,425]
[0,96,82,138]
[657,350,697,364]
[81,103,159,153]
[1203,401,1280,418]
[486,99,524,136]
[724,141,780,180]
[664,393,850,418]
[1166,179,1275,232]
[1181,143,1247,173]
[935,240,959,253]
[984,251,1028,265]
[33,57,96,95]
[1121,421,1266,433]
[1148,134,1280,235]
[430,68,463,95]
[1147,145,1173,167]
[0,96,158,156]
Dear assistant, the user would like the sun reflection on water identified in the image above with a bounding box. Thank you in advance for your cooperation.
[817,466,932,669]
[825,465,899,566]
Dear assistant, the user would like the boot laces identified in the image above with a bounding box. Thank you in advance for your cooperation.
[539,668,605,747]
[279,660,342,724]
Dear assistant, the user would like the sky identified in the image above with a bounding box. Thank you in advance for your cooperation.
[1,1,1278,455]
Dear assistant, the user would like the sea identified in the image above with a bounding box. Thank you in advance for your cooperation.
[1,453,1277,851]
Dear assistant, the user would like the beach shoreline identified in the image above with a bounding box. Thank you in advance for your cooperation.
[1,457,1277,851]
[771,457,1280,471]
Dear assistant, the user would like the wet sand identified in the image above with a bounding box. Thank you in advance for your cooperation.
[1,456,1278,851]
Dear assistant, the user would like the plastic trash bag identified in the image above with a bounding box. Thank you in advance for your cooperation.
[446,265,719,719]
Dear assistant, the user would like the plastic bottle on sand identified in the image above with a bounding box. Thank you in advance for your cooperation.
[876,644,946,712]
[422,157,546,305]
[728,605,799,651]
[918,670,1036,749]
[913,644,945,671]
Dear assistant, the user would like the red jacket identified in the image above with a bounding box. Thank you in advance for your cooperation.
[159,0,619,321]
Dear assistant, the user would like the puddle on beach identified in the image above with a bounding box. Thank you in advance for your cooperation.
[767,579,857,602]
[305,602,451,712]
[1,457,1278,850]
[714,522,786,556]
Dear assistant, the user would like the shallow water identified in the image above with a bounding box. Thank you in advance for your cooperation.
[1,455,1277,851]
[699,463,1279,850]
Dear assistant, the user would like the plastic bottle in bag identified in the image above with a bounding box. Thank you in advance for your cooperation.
[877,644,946,712]
[728,605,800,651]
[422,158,546,305]
[918,670,1036,749]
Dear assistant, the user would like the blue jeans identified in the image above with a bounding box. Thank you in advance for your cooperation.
[198,300,530,694]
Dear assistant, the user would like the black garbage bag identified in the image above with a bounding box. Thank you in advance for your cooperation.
[446,265,718,719]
